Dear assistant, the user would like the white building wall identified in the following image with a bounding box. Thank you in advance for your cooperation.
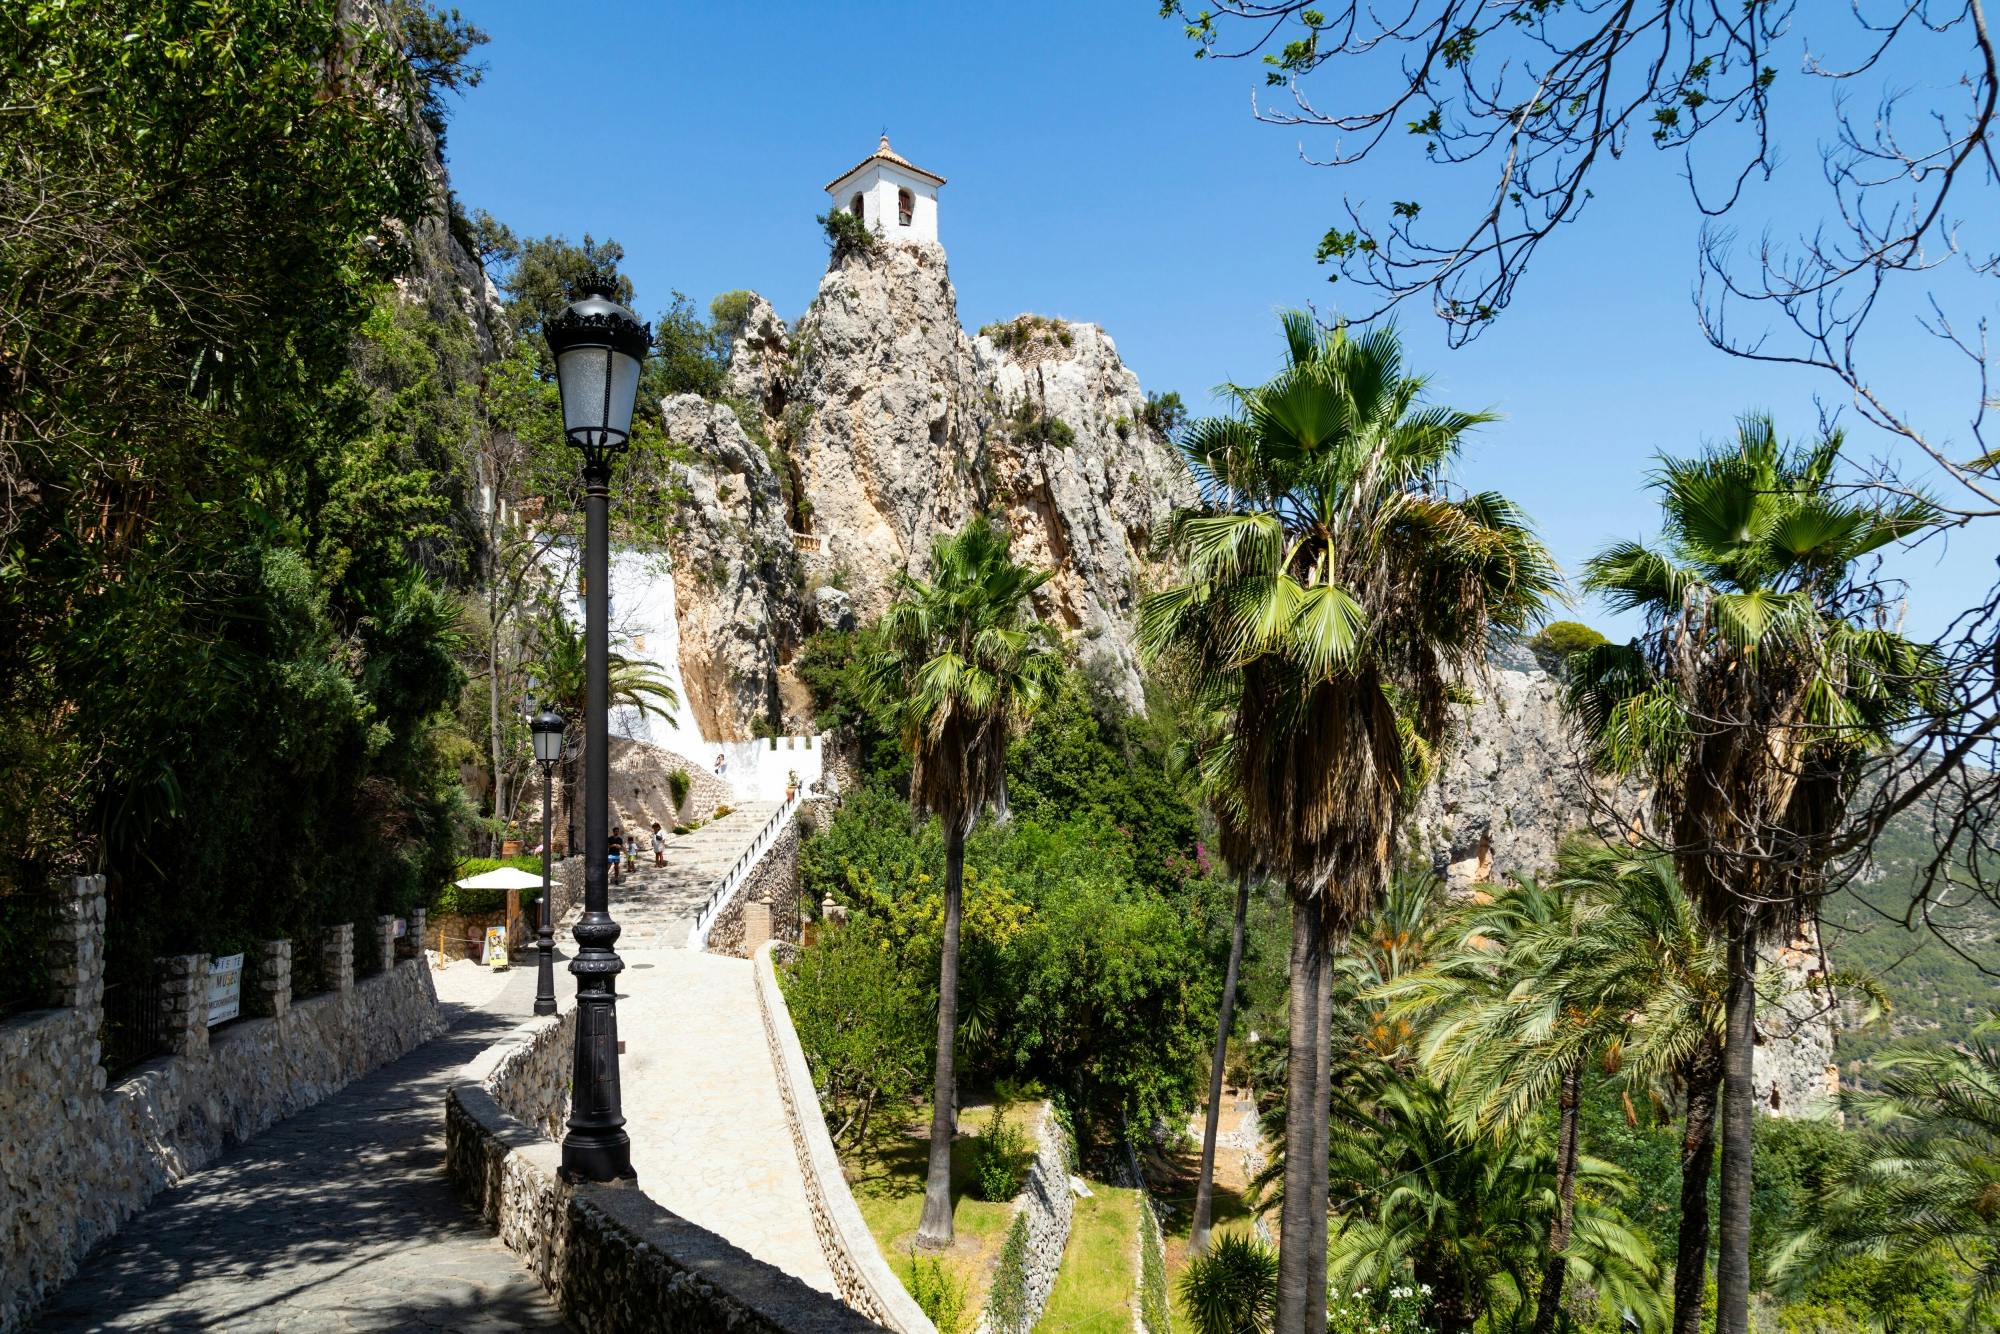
[584,546,825,804]
[828,163,939,246]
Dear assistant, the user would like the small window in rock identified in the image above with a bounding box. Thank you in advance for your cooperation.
[851,193,864,217]
[898,188,914,227]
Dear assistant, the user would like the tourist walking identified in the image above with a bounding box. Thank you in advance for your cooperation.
[608,828,624,885]
[651,821,666,867]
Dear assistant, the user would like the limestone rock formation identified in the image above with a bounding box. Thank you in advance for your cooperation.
[657,395,804,741]
[1410,645,1840,1118]
[1408,643,1609,889]
[670,240,1193,735]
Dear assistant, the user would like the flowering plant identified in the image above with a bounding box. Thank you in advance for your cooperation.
[1326,1282,1434,1334]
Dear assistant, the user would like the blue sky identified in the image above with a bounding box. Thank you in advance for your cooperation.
[442,2,1993,640]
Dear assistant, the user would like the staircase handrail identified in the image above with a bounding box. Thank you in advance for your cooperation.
[688,789,801,952]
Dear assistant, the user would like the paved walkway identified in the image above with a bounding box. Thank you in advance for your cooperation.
[30,967,566,1333]
[616,941,836,1295]
[31,803,827,1330]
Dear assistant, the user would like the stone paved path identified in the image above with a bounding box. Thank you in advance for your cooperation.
[30,967,566,1333]
[615,941,837,1296]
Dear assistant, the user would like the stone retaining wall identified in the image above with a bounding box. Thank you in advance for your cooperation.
[753,942,936,1334]
[463,1007,576,1140]
[709,811,808,958]
[981,1103,1072,1334]
[446,987,882,1334]
[1,876,444,1334]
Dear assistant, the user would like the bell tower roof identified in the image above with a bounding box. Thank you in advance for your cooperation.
[824,135,946,193]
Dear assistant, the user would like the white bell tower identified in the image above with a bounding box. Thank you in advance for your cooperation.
[824,135,946,247]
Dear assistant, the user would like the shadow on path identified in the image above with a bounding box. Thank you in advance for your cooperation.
[30,966,569,1333]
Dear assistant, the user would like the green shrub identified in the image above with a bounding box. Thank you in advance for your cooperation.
[1527,619,1609,670]
[1142,390,1187,439]
[818,208,877,259]
[666,767,691,810]
[973,1109,1030,1202]
[906,1251,968,1334]
[1178,1233,1278,1334]
[984,1213,1031,1334]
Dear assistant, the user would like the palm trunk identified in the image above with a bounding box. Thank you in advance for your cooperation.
[915,823,966,1248]
[1275,892,1325,1334]
[1531,1062,1585,1334]
[1308,907,1333,1334]
[1716,910,1757,1334]
[1673,1030,1723,1334]
[1190,867,1252,1257]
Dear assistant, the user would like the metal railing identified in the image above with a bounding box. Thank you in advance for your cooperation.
[687,790,802,952]
[100,976,168,1077]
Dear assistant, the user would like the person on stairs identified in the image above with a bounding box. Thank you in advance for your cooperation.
[607,828,624,885]
[651,821,666,867]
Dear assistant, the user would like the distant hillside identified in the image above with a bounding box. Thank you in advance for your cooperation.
[1824,802,1998,1067]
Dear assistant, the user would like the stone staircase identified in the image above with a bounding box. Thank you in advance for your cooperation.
[605,803,781,950]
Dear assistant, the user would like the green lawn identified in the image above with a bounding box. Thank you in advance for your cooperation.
[1037,1184,1140,1333]
[841,1103,1022,1326]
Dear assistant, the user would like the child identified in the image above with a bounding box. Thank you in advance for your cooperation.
[651,821,666,867]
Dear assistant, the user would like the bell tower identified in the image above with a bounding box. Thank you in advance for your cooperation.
[824,135,946,247]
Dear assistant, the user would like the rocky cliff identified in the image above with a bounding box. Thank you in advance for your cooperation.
[1413,645,1841,1119]
[670,241,1194,737]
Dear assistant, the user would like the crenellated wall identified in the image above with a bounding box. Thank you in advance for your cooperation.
[1,876,444,1334]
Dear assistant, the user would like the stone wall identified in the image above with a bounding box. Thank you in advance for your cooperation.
[979,1102,1073,1334]
[1122,1134,1173,1334]
[1,876,444,1334]
[753,942,936,1334]
[708,811,807,958]
[465,1008,576,1140]
[447,987,884,1334]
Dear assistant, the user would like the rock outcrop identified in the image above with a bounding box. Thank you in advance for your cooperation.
[669,241,1193,736]
[657,396,804,740]
[1410,645,1839,1118]
[1408,642,1611,889]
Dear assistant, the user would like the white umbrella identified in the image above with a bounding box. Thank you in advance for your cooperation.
[452,867,547,891]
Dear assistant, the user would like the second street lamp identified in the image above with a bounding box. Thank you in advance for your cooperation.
[530,705,566,1018]
[546,275,650,1185]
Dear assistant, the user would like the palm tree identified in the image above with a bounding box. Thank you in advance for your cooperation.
[1568,417,1941,1334]
[531,605,679,850]
[1141,314,1558,1331]
[1380,845,1726,1334]
[862,513,1053,1248]
[1771,1023,2000,1328]
[1551,844,1728,1334]
[1323,1069,1665,1334]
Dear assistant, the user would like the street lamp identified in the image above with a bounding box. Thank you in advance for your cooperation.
[530,705,566,1018]
[546,275,650,1185]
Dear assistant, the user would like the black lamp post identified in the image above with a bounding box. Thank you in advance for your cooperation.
[530,704,565,1018]
[546,275,650,1185]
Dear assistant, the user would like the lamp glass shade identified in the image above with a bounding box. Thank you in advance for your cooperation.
[555,343,642,444]
[545,279,649,458]
[531,710,566,764]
